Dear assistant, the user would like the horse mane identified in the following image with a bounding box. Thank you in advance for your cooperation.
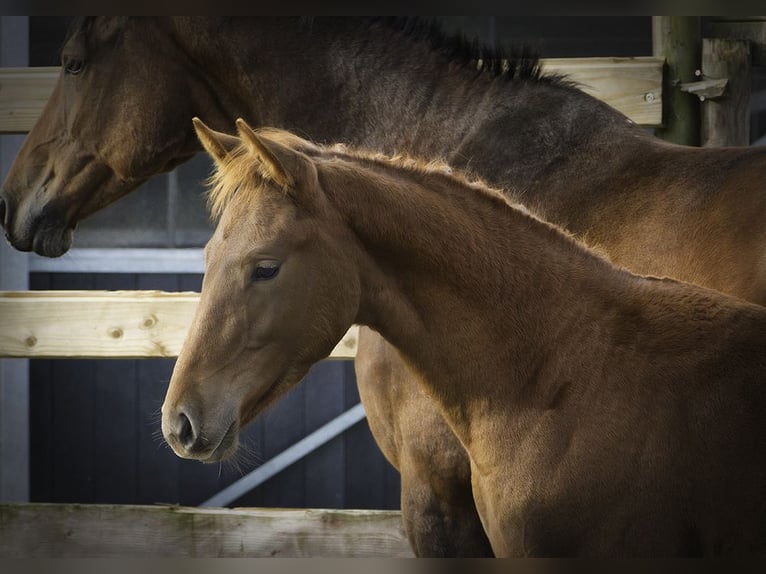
[66,17,566,87]
[369,17,566,84]
[206,129,597,262]
[296,17,568,85]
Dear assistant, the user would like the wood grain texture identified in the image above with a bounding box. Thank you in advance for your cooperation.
[542,57,663,126]
[0,290,359,359]
[0,66,57,133]
[0,503,413,557]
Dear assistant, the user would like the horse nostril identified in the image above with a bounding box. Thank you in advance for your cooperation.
[178,411,195,449]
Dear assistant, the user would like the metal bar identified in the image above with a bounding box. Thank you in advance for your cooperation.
[28,248,205,274]
[201,403,367,507]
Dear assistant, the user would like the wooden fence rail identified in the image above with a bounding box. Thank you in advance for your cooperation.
[0,290,358,359]
[0,504,413,557]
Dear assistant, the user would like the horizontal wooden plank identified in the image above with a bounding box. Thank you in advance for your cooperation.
[0,66,57,133]
[0,58,663,134]
[0,291,358,359]
[542,57,663,126]
[0,503,413,557]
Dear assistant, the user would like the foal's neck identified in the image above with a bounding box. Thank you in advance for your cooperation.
[327,161,624,407]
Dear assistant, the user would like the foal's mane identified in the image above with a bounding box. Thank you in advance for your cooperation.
[207,127,616,269]
[210,129,533,228]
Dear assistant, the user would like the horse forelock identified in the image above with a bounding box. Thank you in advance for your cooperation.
[206,129,320,221]
[207,147,268,222]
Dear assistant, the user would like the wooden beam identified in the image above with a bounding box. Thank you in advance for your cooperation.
[0,58,663,134]
[0,291,359,359]
[0,503,413,557]
[0,66,56,133]
[541,57,663,127]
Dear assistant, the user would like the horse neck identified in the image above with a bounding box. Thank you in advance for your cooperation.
[176,17,634,181]
[191,18,475,151]
[324,160,626,422]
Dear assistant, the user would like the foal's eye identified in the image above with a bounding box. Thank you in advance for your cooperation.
[251,264,280,282]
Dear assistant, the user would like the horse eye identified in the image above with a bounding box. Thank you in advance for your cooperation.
[251,264,280,282]
[64,58,85,75]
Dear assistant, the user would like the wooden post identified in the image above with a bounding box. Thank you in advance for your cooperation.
[652,16,702,145]
[701,38,751,147]
[707,17,766,66]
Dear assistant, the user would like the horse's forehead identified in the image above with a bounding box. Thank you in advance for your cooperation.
[217,191,295,243]
[67,17,127,49]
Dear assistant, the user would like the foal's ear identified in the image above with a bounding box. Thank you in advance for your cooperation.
[235,118,295,188]
[192,117,239,166]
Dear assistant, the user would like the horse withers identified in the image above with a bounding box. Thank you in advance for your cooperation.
[162,119,766,556]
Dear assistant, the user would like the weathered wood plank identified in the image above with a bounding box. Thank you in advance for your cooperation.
[707,18,766,66]
[0,58,663,134]
[0,66,57,133]
[542,57,663,126]
[0,503,413,557]
[0,291,359,359]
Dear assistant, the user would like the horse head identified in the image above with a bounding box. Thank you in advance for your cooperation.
[161,119,359,461]
[0,17,218,256]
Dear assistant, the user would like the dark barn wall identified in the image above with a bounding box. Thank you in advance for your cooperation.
[29,272,400,509]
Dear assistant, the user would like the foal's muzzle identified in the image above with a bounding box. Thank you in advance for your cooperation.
[162,406,238,463]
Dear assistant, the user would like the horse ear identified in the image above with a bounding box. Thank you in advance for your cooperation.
[192,117,238,166]
[235,118,294,188]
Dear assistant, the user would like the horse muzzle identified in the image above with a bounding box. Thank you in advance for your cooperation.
[0,190,73,257]
[161,404,239,463]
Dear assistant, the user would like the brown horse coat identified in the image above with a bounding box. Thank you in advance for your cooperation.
[4,18,766,556]
[164,121,766,556]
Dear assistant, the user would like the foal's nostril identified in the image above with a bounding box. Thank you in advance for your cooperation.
[178,412,195,449]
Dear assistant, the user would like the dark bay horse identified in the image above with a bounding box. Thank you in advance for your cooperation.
[164,119,766,556]
[3,18,766,556]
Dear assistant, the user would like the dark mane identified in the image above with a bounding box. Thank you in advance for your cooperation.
[371,17,564,84]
